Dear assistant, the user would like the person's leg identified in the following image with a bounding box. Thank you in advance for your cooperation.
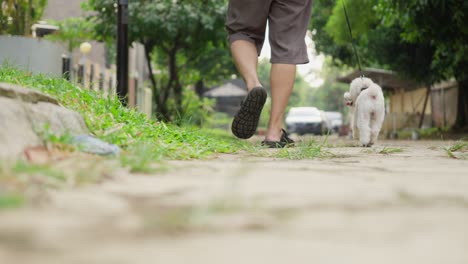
[230,40,262,91]
[265,0,313,143]
[226,0,271,139]
[265,64,296,141]
[229,38,268,139]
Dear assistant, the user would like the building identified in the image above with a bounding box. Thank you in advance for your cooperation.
[203,79,248,116]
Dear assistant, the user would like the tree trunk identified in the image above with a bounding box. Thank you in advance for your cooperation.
[143,43,157,93]
[454,79,468,129]
[167,47,183,121]
[195,80,204,97]
[143,42,170,120]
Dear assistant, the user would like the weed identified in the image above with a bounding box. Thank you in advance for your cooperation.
[0,194,24,209]
[120,143,167,173]
[378,147,404,154]
[0,66,252,162]
[445,141,468,159]
[13,162,67,182]
[255,137,332,160]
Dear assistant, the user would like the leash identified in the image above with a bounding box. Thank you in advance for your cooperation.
[341,0,364,78]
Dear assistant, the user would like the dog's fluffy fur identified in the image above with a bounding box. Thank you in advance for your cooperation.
[344,77,385,147]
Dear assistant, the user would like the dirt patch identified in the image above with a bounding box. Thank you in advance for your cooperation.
[1,139,467,264]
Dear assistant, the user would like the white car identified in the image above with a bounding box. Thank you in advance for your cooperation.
[323,111,343,133]
[285,107,327,135]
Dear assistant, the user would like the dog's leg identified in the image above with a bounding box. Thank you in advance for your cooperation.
[352,107,359,140]
[358,111,371,147]
[370,111,385,145]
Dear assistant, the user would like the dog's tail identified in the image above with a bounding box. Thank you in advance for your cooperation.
[365,83,383,101]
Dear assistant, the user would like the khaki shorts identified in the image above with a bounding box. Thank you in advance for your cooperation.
[226,0,313,64]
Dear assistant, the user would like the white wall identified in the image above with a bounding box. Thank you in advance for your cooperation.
[0,35,66,76]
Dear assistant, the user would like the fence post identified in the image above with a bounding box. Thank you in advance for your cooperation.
[108,74,113,96]
[77,64,84,86]
[89,64,95,89]
[99,71,104,91]
[62,54,71,80]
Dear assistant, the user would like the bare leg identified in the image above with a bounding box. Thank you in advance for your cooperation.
[265,64,296,141]
[230,40,262,91]
[230,40,268,139]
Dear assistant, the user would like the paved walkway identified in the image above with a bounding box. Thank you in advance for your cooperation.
[1,140,467,264]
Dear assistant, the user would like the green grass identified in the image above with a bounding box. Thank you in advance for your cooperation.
[445,140,468,159]
[397,127,451,140]
[0,66,250,164]
[360,146,404,155]
[0,194,24,209]
[12,162,67,182]
[0,66,329,208]
[378,147,404,154]
[275,139,329,159]
[250,137,331,160]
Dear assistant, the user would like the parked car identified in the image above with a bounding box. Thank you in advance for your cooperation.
[323,111,343,133]
[285,107,327,135]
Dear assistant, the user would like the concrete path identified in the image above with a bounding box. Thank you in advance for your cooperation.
[1,140,467,264]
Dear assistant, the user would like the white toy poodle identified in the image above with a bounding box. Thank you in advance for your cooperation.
[344,77,385,147]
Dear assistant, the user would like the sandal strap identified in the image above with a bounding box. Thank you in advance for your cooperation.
[281,129,294,144]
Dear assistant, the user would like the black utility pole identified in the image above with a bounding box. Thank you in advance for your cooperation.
[117,0,129,105]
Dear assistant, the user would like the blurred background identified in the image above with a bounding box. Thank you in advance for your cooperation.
[1,0,467,139]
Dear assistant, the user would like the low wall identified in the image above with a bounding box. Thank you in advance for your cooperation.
[0,35,66,77]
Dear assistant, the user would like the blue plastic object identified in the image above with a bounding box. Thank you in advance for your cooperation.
[72,135,120,156]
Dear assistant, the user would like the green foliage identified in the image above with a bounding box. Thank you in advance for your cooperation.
[35,123,74,146]
[83,0,232,121]
[0,66,250,162]
[312,0,468,127]
[376,0,468,82]
[366,24,435,83]
[0,194,24,209]
[378,147,403,154]
[308,58,350,113]
[275,139,327,160]
[312,0,467,82]
[45,17,94,52]
[172,88,215,126]
[207,112,232,130]
[0,0,48,35]
[310,0,352,65]
[325,0,378,45]
[445,140,468,159]
[250,138,331,160]
[13,162,66,181]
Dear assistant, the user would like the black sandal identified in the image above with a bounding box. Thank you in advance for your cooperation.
[231,87,267,139]
[261,129,295,148]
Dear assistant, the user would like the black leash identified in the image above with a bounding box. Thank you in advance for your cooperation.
[341,0,364,78]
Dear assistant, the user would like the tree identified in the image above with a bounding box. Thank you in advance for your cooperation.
[311,0,468,128]
[307,58,350,113]
[84,0,232,121]
[377,0,468,128]
[0,0,48,35]
[310,0,372,67]
[45,17,94,53]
